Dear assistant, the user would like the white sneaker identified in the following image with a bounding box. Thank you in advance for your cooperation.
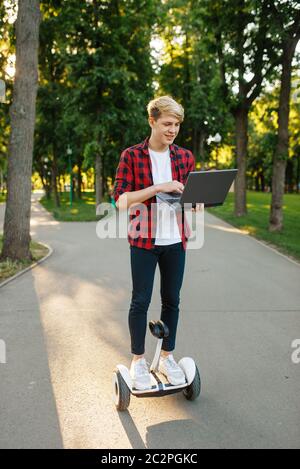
[130,358,152,390]
[158,354,186,386]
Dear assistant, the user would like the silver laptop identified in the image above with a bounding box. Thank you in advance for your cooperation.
[156,169,238,208]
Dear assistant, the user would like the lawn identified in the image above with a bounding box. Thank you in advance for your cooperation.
[39,191,110,221]
[207,191,300,262]
[0,234,49,283]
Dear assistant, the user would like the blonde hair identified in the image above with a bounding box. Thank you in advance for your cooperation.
[147,95,184,123]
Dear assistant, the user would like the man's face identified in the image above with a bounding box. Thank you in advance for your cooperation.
[149,113,181,146]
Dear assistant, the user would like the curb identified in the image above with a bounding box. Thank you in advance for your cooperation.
[246,235,300,267]
[0,242,53,289]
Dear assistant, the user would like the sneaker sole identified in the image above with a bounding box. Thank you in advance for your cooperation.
[158,370,186,386]
[132,383,152,391]
[130,375,152,391]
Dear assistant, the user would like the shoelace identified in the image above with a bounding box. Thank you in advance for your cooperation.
[163,355,180,370]
[135,359,150,376]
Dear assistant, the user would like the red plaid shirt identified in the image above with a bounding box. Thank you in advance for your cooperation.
[113,136,195,250]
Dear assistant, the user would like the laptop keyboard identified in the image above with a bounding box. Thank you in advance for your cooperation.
[167,192,181,197]
[157,192,181,204]
[166,192,181,201]
[165,197,181,203]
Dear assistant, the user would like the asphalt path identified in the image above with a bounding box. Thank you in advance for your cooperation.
[0,192,299,449]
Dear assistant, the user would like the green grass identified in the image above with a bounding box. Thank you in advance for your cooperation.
[0,193,6,203]
[0,234,49,282]
[39,191,110,221]
[207,191,300,261]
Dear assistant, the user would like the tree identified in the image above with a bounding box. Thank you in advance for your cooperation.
[154,0,234,164]
[248,87,279,191]
[1,0,41,261]
[34,0,158,208]
[269,1,300,231]
[247,75,300,193]
[207,0,285,216]
[0,1,15,195]
[62,0,158,206]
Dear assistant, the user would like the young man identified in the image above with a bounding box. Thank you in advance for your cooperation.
[113,95,199,390]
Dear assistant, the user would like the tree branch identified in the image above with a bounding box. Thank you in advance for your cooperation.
[246,53,282,107]
[215,29,229,102]
[244,1,270,96]
[290,9,300,39]
[268,0,284,30]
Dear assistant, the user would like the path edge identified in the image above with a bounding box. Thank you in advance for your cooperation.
[0,242,53,289]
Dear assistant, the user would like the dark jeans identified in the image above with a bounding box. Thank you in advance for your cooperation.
[128,242,186,355]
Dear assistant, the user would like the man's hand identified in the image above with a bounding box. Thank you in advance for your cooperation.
[191,203,204,212]
[155,180,184,194]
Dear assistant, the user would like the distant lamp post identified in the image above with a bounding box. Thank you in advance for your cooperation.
[67,145,73,207]
[207,133,222,168]
[214,133,222,168]
[213,133,222,144]
[43,158,49,190]
[0,79,5,103]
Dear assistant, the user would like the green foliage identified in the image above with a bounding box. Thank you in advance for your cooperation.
[33,0,160,193]
[152,0,235,161]
[83,141,101,171]
[1,0,299,197]
[248,78,300,190]
[0,1,15,189]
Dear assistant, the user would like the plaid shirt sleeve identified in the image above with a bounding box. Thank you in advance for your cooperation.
[112,150,134,204]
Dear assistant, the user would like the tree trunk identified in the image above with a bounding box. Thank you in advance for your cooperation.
[95,151,102,207]
[269,40,297,231]
[1,0,41,262]
[192,127,197,157]
[192,128,205,166]
[77,159,82,199]
[0,168,4,193]
[286,160,293,193]
[51,156,60,207]
[234,107,248,216]
[42,179,51,199]
[72,176,76,200]
[198,130,205,166]
[102,157,108,198]
[260,172,265,192]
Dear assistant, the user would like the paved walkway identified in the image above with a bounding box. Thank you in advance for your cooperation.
[0,192,299,449]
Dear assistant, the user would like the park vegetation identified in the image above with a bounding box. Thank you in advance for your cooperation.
[0,0,299,263]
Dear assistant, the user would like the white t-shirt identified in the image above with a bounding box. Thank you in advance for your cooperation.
[149,147,182,245]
